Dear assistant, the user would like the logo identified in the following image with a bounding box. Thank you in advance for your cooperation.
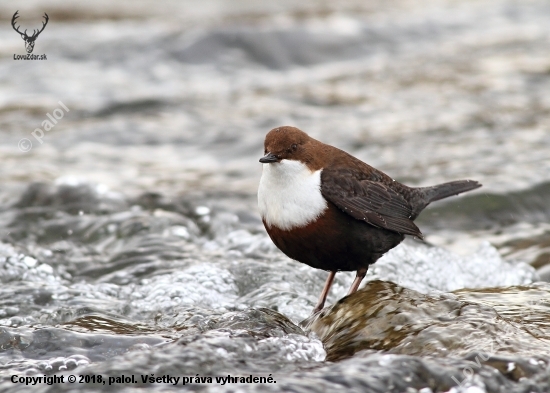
[11,10,48,59]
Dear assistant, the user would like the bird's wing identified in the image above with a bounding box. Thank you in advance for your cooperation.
[320,168,423,238]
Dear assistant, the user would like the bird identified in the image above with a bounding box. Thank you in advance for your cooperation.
[257,126,481,314]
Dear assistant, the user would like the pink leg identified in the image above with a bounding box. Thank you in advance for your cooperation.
[312,271,336,313]
[347,267,368,295]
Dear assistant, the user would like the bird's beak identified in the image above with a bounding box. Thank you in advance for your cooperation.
[259,152,279,163]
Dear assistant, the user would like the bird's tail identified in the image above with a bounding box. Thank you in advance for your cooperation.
[411,179,482,217]
[421,180,482,203]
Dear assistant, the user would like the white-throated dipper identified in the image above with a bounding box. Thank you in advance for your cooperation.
[258,126,481,313]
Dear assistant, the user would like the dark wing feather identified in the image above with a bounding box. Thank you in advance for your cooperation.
[321,168,423,238]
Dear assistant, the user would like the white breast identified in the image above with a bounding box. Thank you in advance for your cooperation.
[258,159,327,230]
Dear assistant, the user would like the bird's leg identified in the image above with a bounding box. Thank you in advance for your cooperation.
[347,267,368,295]
[312,271,336,313]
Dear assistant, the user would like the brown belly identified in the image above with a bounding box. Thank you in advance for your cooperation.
[264,202,405,271]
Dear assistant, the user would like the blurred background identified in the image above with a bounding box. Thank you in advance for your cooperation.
[1,1,550,392]
[2,0,550,256]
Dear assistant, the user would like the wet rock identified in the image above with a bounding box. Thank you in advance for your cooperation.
[304,280,550,362]
[210,308,305,338]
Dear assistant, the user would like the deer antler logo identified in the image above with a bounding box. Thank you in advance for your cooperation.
[11,11,49,54]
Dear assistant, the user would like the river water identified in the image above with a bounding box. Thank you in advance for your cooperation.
[1,1,550,392]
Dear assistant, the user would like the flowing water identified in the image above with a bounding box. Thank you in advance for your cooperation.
[1,0,550,392]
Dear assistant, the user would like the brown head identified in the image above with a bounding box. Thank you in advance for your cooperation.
[260,126,327,170]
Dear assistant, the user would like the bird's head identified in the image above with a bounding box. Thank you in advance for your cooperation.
[260,126,314,165]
